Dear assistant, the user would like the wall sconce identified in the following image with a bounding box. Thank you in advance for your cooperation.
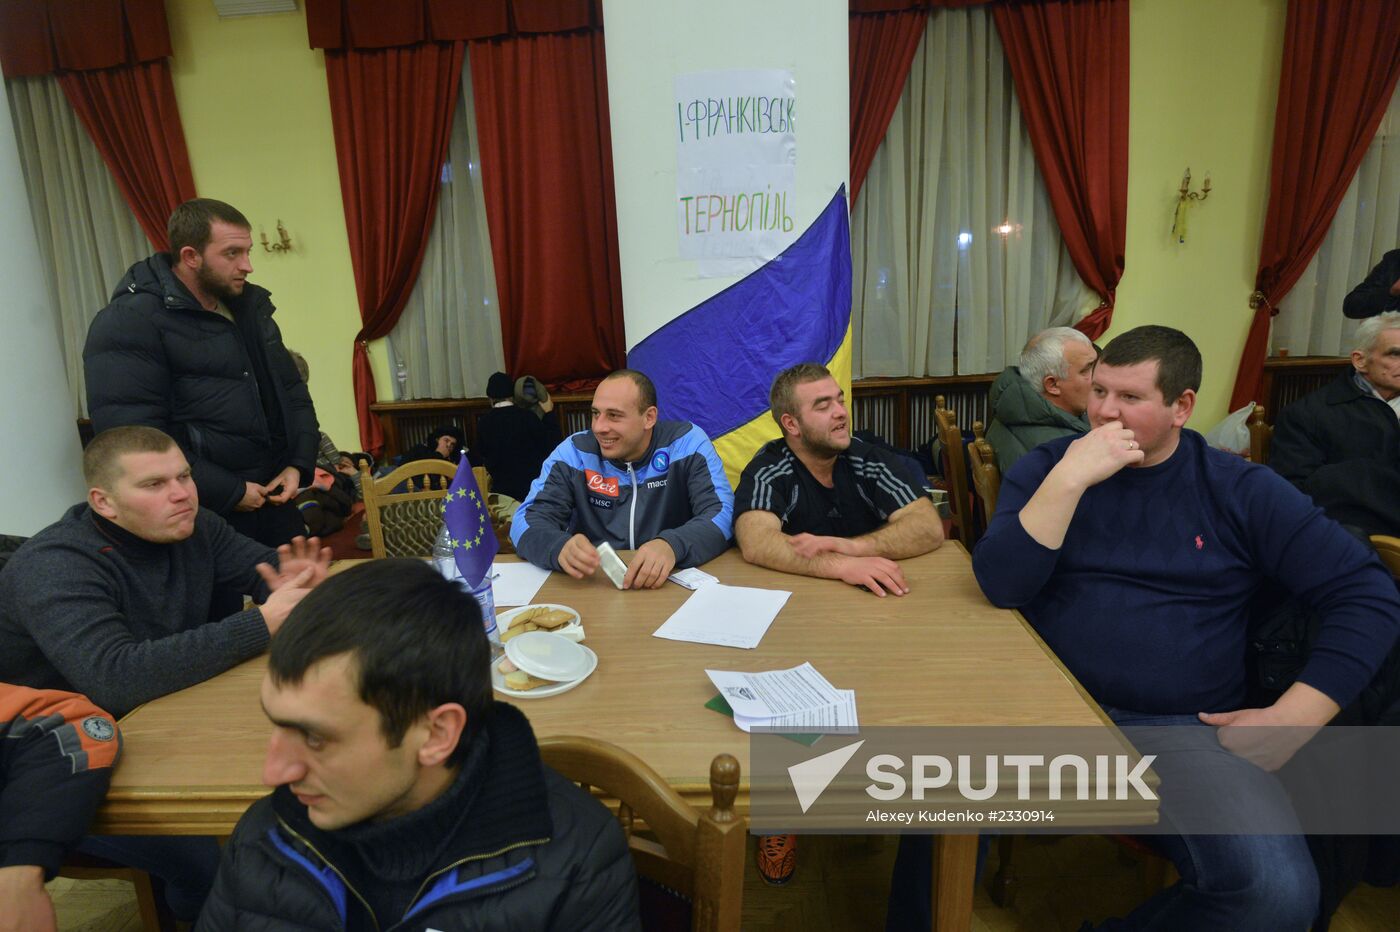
[1171,168,1211,243]
[260,220,294,253]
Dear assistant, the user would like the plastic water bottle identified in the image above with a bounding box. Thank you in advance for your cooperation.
[433,525,502,657]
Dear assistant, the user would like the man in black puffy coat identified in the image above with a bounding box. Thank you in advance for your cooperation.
[84,198,319,548]
[196,559,640,932]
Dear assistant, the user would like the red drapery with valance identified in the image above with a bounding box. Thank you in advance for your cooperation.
[469,27,625,386]
[848,0,1128,340]
[322,43,464,454]
[1228,0,1400,409]
[849,5,929,207]
[305,0,622,446]
[0,0,196,251]
[992,0,1128,340]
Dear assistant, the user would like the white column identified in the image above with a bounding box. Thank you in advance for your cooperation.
[0,86,86,535]
[604,0,849,344]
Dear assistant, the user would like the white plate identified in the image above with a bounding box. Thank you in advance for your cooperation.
[498,603,583,641]
[505,631,591,681]
[492,644,598,699]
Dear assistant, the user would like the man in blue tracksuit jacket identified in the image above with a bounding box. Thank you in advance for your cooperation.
[511,369,734,588]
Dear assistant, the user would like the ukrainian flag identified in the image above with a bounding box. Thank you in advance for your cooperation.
[627,187,852,487]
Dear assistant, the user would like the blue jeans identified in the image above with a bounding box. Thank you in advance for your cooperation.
[884,710,1319,931]
[884,835,991,931]
[1092,707,1318,931]
[75,835,221,922]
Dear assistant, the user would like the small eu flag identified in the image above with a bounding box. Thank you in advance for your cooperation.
[443,459,498,586]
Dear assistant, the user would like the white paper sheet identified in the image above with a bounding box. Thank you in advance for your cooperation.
[733,691,858,733]
[704,663,835,714]
[652,583,790,649]
[667,567,719,590]
[706,664,858,733]
[489,562,551,606]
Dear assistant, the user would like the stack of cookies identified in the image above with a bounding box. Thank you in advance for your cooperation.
[500,606,575,642]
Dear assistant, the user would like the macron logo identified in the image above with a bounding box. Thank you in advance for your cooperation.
[788,740,865,813]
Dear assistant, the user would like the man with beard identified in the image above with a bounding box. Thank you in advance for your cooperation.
[733,363,944,597]
[732,363,944,886]
[84,198,319,548]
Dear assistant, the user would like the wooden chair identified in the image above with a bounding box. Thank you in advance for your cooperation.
[934,395,973,543]
[967,421,1001,530]
[474,466,521,555]
[1372,535,1400,580]
[359,459,459,559]
[539,738,745,932]
[59,853,165,931]
[1247,404,1272,465]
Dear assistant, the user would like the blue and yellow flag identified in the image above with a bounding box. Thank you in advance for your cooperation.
[627,186,853,485]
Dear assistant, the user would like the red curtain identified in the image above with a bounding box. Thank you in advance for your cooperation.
[0,0,195,251]
[1229,0,1400,409]
[470,30,625,385]
[323,43,466,452]
[849,9,929,207]
[0,0,171,77]
[992,0,1128,340]
[56,63,196,251]
[305,0,600,47]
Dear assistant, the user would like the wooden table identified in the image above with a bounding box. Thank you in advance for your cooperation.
[97,545,1151,931]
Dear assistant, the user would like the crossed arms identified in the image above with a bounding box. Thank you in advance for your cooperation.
[734,497,943,597]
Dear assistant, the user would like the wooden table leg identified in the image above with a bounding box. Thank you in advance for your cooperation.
[931,834,977,932]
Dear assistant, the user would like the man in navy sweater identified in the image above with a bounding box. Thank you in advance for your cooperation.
[963,326,1400,929]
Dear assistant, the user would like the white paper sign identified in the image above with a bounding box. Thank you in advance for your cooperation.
[675,69,797,270]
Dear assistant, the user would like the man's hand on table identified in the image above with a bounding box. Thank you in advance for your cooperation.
[624,539,676,590]
[257,536,332,591]
[1199,682,1339,771]
[0,866,56,932]
[558,533,601,579]
[833,555,908,597]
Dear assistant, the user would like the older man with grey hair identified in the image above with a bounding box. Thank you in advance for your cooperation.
[984,326,1097,473]
[1271,311,1400,536]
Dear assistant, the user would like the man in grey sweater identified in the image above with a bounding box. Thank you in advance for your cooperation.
[0,426,328,720]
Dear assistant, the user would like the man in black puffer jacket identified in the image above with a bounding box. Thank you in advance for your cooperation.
[84,198,319,548]
[196,559,640,932]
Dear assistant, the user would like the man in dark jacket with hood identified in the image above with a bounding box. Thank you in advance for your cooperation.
[476,372,562,502]
[197,559,640,931]
[984,326,1096,474]
[84,198,319,548]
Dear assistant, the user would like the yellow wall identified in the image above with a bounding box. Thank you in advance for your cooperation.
[162,0,1287,442]
[166,0,384,449]
[1110,0,1285,428]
